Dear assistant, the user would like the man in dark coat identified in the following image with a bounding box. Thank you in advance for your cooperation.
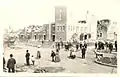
[80,43,82,49]
[51,50,56,62]
[101,42,104,49]
[84,42,87,49]
[25,50,30,65]
[7,54,16,73]
[81,46,86,59]
[3,57,5,69]
[58,42,60,50]
[109,43,113,53]
[115,41,117,51]
[95,42,97,49]
[76,44,79,51]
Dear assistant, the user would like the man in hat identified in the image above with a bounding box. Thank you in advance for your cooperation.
[115,41,117,51]
[109,42,113,53]
[51,50,56,62]
[76,44,79,52]
[95,42,97,49]
[25,50,30,65]
[81,46,86,59]
[7,54,16,73]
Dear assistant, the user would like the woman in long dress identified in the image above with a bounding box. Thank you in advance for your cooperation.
[55,50,60,62]
[69,47,76,59]
[37,51,41,59]
[37,45,41,59]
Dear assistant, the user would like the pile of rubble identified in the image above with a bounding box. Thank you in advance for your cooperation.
[16,64,65,73]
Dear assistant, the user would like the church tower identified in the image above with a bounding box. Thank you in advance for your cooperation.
[55,6,67,42]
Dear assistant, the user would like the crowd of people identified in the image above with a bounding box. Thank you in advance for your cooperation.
[3,39,117,73]
[3,40,88,73]
[54,41,88,59]
[95,40,117,53]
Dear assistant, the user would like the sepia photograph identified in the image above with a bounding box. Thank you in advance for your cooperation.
[0,0,119,75]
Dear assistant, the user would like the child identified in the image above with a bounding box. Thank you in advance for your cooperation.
[70,47,76,59]
[31,55,35,65]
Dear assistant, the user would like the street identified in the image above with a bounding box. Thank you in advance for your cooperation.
[4,43,117,73]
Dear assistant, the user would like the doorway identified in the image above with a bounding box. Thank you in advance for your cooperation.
[52,35,55,41]
[43,35,46,40]
[84,35,87,40]
[34,35,37,40]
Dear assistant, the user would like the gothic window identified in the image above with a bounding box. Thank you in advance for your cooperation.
[60,26,62,31]
[34,35,37,40]
[53,26,55,31]
[56,26,58,31]
[63,26,65,31]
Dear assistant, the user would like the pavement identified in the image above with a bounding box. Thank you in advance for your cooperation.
[4,43,117,73]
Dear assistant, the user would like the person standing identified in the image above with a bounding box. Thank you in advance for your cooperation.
[84,41,87,49]
[101,42,104,50]
[3,57,5,70]
[51,50,56,62]
[65,42,69,51]
[31,55,35,65]
[37,45,41,59]
[55,50,60,62]
[58,42,60,50]
[42,40,44,45]
[25,50,30,65]
[95,42,97,49]
[76,44,79,52]
[37,51,41,59]
[80,42,82,49]
[7,54,16,73]
[115,41,117,51]
[81,46,86,59]
[109,42,113,53]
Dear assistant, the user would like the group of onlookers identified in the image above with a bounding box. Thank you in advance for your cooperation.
[95,40,117,53]
[51,49,60,62]
[4,40,101,73]
[64,41,87,59]
[3,46,42,73]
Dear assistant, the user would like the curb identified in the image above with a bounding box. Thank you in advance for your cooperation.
[94,59,117,68]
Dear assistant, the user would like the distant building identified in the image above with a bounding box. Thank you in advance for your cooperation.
[97,19,117,41]
[97,19,110,40]
[107,21,117,41]
[18,7,100,43]
[54,6,97,42]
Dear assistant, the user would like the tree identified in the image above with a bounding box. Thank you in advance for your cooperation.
[4,28,17,47]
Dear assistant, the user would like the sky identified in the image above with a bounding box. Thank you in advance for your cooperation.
[0,0,120,30]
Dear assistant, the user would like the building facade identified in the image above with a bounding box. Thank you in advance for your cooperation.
[18,6,98,43]
[54,6,97,42]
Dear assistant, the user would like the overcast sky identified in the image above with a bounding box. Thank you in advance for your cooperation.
[0,0,120,30]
